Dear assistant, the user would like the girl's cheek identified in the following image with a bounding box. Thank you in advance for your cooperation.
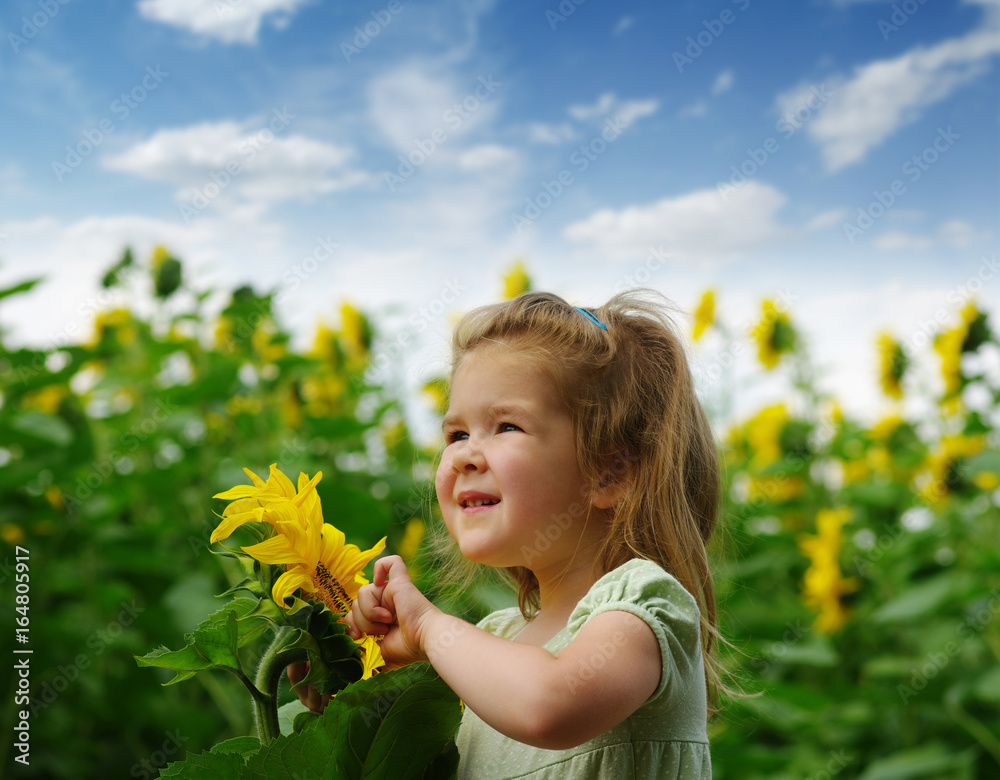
[434,459,453,502]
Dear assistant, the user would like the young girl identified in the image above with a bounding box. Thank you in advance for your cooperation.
[325,291,721,777]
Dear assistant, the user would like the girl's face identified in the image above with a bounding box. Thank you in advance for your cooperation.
[435,348,600,572]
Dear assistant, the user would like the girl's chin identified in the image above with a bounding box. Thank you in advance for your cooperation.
[455,541,510,568]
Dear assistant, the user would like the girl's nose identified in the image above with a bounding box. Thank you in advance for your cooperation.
[451,440,485,474]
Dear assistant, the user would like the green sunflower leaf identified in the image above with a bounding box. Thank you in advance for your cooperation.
[134,598,264,683]
[245,663,462,780]
[159,748,247,779]
[278,603,363,696]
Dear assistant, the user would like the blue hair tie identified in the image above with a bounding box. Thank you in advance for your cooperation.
[575,307,608,331]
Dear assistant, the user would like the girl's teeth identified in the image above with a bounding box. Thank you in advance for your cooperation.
[466,499,497,507]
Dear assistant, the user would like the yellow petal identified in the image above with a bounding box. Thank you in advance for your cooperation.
[267,463,297,499]
[320,531,386,598]
[262,500,305,527]
[244,467,267,487]
[319,523,346,553]
[210,507,266,543]
[292,472,323,508]
[272,568,315,608]
[357,634,385,679]
[221,497,261,517]
[242,536,308,565]
[213,484,261,501]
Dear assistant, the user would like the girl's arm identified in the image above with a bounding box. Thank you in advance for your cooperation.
[350,556,662,750]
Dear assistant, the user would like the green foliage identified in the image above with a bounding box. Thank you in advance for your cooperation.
[0,249,437,777]
[2,252,998,777]
[703,293,1000,778]
[158,664,461,779]
[134,597,283,685]
[247,663,461,780]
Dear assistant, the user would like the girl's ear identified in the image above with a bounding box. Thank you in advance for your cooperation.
[592,479,625,510]
[591,452,631,509]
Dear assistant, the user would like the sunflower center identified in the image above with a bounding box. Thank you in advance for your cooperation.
[313,563,353,614]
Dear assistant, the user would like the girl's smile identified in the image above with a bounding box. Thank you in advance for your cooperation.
[435,348,603,572]
[458,491,502,511]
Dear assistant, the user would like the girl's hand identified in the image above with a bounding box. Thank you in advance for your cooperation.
[349,555,439,668]
[286,661,331,713]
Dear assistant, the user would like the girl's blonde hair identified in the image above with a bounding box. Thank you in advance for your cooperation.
[436,290,725,712]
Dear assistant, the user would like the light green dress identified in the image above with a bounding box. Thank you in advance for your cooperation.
[455,558,711,779]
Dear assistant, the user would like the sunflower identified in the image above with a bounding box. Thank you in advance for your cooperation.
[357,634,385,679]
[340,302,372,369]
[502,260,532,299]
[745,403,789,471]
[210,463,322,544]
[752,299,797,370]
[876,332,907,400]
[211,464,386,613]
[918,433,987,506]
[692,289,716,342]
[933,301,992,406]
[245,522,386,613]
[798,508,858,634]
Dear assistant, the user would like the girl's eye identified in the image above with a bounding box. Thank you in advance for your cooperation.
[446,430,469,444]
[498,422,521,433]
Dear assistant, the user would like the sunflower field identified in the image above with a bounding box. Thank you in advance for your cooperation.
[0,252,998,778]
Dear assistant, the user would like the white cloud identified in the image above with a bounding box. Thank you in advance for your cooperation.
[678,100,709,119]
[563,181,792,262]
[804,209,848,231]
[613,16,634,35]
[0,163,33,200]
[875,219,990,250]
[568,92,659,127]
[711,69,735,95]
[458,144,518,171]
[136,0,310,44]
[569,93,617,121]
[788,0,1000,171]
[0,212,288,348]
[367,65,500,154]
[527,122,576,144]
[102,119,367,216]
[618,98,659,126]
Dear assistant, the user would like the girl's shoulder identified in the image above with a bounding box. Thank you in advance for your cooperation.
[475,606,527,640]
[576,558,700,619]
[569,559,702,657]
[569,558,707,709]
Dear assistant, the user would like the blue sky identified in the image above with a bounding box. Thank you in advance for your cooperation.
[1,0,998,431]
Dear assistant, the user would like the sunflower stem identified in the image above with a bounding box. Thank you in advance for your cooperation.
[254,626,308,744]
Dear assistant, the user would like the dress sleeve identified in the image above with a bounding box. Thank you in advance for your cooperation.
[475,606,526,640]
[566,559,703,703]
